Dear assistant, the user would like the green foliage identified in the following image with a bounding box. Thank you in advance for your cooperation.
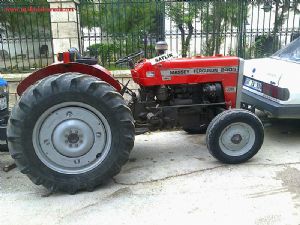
[80,0,160,36]
[254,35,278,58]
[201,1,247,56]
[244,0,300,58]
[0,0,50,35]
[165,1,201,57]
[227,47,237,56]
[166,0,247,57]
[87,40,155,66]
[2,0,299,65]
[80,0,160,64]
[166,1,200,26]
[251,0,300,38]
[87,43,120,64]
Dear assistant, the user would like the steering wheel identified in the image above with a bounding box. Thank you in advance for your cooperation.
[115,51,144,66]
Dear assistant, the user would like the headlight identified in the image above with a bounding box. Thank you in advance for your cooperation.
[146,71,155,78]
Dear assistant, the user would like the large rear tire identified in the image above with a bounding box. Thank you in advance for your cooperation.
[7,73,135,193]
[206,109,264,164]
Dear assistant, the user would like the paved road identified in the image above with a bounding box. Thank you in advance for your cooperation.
[1,118,300,225]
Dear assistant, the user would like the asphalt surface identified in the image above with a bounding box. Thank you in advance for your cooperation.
[1,118,300,225]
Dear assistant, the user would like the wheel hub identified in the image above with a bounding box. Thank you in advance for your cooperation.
[52,119,94,158]
[33,103,112,174]
[219,122,255,157]
[231,134,242,144]
[67,133,80,144]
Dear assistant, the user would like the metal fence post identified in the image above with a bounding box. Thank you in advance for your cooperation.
[47,0,80,62]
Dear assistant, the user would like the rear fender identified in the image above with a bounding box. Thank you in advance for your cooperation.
[17,63,121,95]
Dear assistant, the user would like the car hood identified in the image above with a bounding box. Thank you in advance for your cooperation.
[244,58,288,86]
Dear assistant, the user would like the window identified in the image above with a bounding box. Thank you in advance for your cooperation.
[272,37,300,63]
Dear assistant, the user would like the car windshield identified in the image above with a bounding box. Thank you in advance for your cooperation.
[271,37,300,63]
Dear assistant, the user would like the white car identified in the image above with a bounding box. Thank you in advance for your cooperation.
[242,37,300,118]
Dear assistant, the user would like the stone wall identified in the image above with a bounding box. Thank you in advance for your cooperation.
[48,0,80,62]
[3,70,136,109]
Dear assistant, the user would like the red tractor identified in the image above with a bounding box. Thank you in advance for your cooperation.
[7,47,264,193]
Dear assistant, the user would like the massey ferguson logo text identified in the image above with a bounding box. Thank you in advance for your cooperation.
[161,66,238,80]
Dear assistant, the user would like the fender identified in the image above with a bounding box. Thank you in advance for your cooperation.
[17,63,121,95]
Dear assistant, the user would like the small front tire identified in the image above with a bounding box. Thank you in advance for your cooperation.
[206,109,264,164]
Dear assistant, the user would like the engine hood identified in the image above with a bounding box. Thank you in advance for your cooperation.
[244,57,286,86]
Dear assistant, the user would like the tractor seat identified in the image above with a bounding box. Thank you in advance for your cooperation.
[75,57,98,65]
[68,47,98,65]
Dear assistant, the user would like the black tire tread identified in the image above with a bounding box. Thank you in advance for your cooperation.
[206,109,264,164]
[8,73,135,193]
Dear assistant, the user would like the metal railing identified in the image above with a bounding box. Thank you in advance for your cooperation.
[79,0,300,68]
[0,0,299,72]
[0,2,54,73]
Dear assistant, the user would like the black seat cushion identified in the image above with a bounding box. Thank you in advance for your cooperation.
[75,58,98,65]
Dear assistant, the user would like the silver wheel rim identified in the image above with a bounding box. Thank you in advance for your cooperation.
[218,122,255,157]
[33,102,112,174]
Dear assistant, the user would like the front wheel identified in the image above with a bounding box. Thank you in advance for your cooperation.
[7,73,135,193]
[206,109,264,164]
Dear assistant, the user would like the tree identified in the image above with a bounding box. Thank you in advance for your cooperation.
[202,0,247,56]
[255,0,300,37]
[0,0,51,35]
[165,0,247,57]
[80,0,162,57]
[81,0,159,35]
[165,1,201,57]
[246,0,300,58]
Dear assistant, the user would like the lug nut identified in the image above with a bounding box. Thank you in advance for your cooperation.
[96,132,101,137]
[44,139,50,146]
[66,111,73,117]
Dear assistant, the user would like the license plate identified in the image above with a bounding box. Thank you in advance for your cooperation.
[244,77,262,92]
[0,97,7,110]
